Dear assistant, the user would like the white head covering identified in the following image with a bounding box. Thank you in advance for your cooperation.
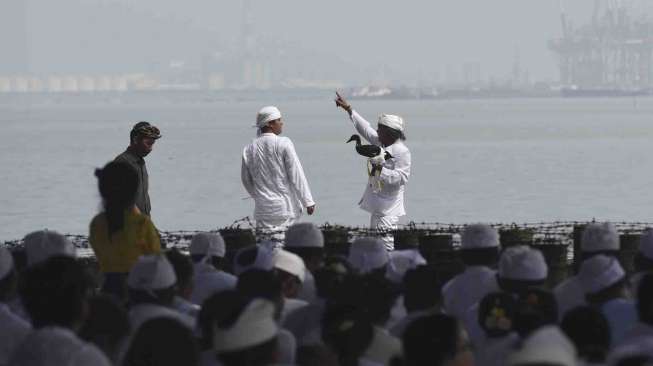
[498,246,548,282]
[214,298,279,353]
[285,223,324,248]
[127,254,177,290]
[508,326,577,366]
[461,224,500,249]
[23,229,76,267]
[273,249,306,283]
[189,232,226,258]
[348,237,389,274]
[578,254,625,294]
[378,114,404,132]
[581,222,619,252]
[639,228,653,260]
[256,106,282,129]
[386,249,427,284]
[233,245,276,276]
[0,247,14,279]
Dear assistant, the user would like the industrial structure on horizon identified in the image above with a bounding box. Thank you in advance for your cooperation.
[549,0,653,91]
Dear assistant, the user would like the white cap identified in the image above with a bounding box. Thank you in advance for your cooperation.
[386,249,427,284]
[273,249,306,283]
[214,298,279,353]
[0,247,14,279]
[348,237,389,274]
[189,232,226,258]
[256,106,282,129]
[127,254,177,290]
[508,326,577,366]
[23,229,76,267]
[578,254,625,294]
[378,114,404,132]
[461,224,500,249]
[233,245,276,276]
[581,222,619,253]
[285,223,324,248]
[498,246,548,282]
[639,228,653,260]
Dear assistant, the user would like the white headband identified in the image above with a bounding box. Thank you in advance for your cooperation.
[256,106,281,129]
[378,114,404,132]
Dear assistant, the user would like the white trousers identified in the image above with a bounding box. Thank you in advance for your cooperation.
[370,213,399,251]
[256,216,298,247]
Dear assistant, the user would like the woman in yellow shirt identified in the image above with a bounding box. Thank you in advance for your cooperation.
[90,161,161,301]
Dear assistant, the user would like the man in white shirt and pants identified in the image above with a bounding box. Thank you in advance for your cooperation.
[241,106,316,244]
[335,92,411,250]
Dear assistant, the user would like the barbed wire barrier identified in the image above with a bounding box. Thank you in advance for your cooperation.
[3,218,650,286]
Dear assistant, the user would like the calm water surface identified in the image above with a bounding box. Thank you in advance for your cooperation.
[1,97,652,241]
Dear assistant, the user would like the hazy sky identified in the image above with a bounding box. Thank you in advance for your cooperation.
[7,0,653,84]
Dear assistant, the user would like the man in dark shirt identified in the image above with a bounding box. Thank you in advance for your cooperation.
[114,122,161,216]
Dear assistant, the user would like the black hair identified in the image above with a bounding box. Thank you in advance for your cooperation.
[634,254,653,273]
[313,258,351,299]
[165,249,194,296]
[0,268,18,302]
[460,247,500,267]
[123,317,199,366]
[403,314,462,366]
[237,269,283,320]
[19,256,92,328]
[96,161,138,239]
[513,289,558,338]
[285,247,324,272]
[218,337,279,366]
[197,290,248,350]
[497,276,547,294]
[561,306,610,363]
[234,246,260,271]
[321,303,374,366]
[79,294,131,362]
[585,278,627,305]
[344,274,399,326]
[403,265,442,313]
[637,273,653,324]
[130,121,151,142]
[190,254,224,270]
[127,286,176,307]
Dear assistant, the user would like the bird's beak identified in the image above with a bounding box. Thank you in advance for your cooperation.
[346,136,356,143]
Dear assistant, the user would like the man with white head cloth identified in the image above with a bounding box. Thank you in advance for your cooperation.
[241,106,316,244]
[335,92,411,250]
[554,222,620,319]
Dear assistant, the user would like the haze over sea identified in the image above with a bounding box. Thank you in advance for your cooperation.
[1,96,652,241]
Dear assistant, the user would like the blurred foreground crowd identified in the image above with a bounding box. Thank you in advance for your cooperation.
[3,220,653,366]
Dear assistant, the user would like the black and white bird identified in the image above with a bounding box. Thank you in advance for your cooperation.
[346,134,392,176]
[346,134,393,160]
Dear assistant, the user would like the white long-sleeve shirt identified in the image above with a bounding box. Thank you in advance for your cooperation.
[350,110,411,217]
[241,133,315,220]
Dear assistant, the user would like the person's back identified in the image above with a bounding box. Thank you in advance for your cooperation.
[242,132,307,219]
[241,106,315,242]
[90,161,161,300]
[90,209,160,273]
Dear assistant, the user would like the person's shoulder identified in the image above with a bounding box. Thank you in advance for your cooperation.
[90,213,107,229]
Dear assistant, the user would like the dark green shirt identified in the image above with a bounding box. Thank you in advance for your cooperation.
[115,149,151,216]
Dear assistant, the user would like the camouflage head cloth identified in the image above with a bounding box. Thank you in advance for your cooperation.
[131,121,161,140]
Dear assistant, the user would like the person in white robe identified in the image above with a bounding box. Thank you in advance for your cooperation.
[578,254,637,347]
[188,232,237,306]
[241,106,316,244]
[442,224,501,320]
[555,222,620,320]
[335,92,411,251]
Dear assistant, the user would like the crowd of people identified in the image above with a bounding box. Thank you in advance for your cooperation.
[4,222,653,366]
[3,102,653,366]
